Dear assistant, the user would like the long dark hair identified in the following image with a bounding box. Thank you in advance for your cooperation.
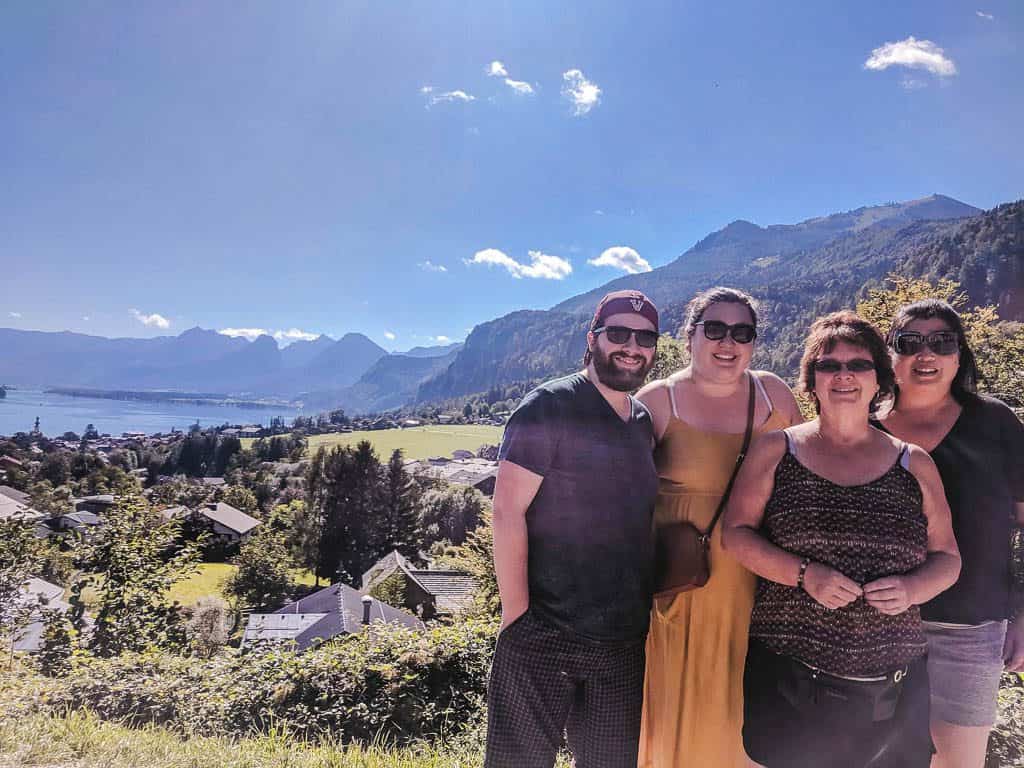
[885,299,979,405]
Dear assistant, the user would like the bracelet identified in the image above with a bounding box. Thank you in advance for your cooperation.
[797,557,811,591]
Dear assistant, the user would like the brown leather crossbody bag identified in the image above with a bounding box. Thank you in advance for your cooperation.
[653,374,756,598]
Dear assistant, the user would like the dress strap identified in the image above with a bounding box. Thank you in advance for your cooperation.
[751,371,774,419]
[898,442,911,470]
[665,378,680,421]
[783,427,796,459]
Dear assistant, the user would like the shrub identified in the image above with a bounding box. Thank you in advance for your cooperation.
[24,617,496,745]
[988,673,1024,768]
[185,597,231,658]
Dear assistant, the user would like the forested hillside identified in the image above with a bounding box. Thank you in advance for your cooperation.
[418,199,1024,402]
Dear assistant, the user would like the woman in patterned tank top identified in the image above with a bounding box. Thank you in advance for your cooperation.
[722,312,961,768]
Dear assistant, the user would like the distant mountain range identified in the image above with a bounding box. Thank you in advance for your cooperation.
[4,194,1021,416]
[0,325,460,412]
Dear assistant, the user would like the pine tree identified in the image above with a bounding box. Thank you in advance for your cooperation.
[382,449,422,561]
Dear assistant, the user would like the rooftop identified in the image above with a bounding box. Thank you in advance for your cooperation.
[198,502,261,535]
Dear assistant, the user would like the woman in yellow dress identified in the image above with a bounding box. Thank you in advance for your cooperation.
[636,287,803,768]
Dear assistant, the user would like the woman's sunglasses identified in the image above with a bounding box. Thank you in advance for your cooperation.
[592,326,660,348]
[813,358,876,374]
[891,331,959,356]
[694,321,757,344]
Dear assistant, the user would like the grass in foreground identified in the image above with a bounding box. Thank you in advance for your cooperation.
[0,709,495,768]
[245,425,504,461]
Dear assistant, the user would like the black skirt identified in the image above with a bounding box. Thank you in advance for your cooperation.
[743,639,933,768]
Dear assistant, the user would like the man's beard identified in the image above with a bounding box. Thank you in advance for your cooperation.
[591,345,654,392]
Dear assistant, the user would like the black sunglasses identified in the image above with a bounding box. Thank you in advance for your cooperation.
[592,325,660,348]
[694,320,757,344]
[813,358,876,374]
[892,331,959,357]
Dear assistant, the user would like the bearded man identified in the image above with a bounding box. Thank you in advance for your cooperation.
[484,290,661,768]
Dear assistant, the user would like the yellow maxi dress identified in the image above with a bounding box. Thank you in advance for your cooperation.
[639,387,789,768]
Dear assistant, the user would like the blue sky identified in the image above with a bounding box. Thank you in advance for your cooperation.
[2,1,1021,350]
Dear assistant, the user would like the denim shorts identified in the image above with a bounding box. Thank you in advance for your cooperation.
[924,620,1008,727]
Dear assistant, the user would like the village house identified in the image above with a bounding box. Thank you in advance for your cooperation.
[406,457,499,497]
[74,494,116,516]
[361,550,477,620]
[0,488,46,524]
[52,510,103,533]
[12,577,71,653]
[242,582,422,651]
[192,501,261,545]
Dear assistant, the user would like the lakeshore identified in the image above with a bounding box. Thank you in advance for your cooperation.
[0,387,302,438]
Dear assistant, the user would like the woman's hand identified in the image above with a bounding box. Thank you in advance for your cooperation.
[1003,620,1024,672]
[863,576,914,615]
[803,563,862,610]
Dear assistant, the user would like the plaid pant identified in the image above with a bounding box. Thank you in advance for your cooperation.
[484,609,646,768]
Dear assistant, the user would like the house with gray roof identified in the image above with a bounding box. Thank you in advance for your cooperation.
[0,485,31,505]
[0,492,45,524]
[241,582,422,652]
[361,550,478,620]
[12,577,71,653]
[193,502,261,544]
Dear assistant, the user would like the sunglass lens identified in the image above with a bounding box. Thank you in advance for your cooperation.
[814,360,841,374]
[636,330,659,348]
[930,333,959,355]
[894,335,923,355]
[848,360,876,372]
[732,325,756,344]
[702,321,728,340]
[604,327,631,344]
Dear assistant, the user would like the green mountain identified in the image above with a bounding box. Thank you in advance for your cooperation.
[418,197,1022,404]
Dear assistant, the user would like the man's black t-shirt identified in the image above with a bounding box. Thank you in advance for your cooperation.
[498,372,659,643]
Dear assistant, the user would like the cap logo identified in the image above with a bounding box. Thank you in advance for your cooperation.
[630,298,645,312]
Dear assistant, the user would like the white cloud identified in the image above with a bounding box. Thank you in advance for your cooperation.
[273,328,318,344]
[976,10,994,20]
[130,308,170,329]
[433,335,452,344]
[593,209,605,216]
[864,37,957,77]
[8,311,21,318]
[562,69,602,115]
[588,246,653,275]
[901,78,928,91]
[486,60,535,95]
[218,327,267,342]
[421,86,475,107]
[466,248,572,280]
[384,331,396,341]
[504,78,535,95]
[82,316,90,321]
[419,260,448,273]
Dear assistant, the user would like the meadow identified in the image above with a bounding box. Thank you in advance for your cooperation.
[72,564,320,609]
[244,425,505,461]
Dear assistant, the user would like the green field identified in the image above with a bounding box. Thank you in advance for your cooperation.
[75,564,320,609]
[244,425,505,461]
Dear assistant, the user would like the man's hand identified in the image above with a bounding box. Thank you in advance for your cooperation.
[500,605,529,633]
[864,576,914,615]
[1004,620,1024,672]
[803,563,862,610]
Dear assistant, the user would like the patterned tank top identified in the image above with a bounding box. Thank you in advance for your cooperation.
[748,431,928,676]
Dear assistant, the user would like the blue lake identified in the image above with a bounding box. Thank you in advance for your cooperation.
[0,388,302,438]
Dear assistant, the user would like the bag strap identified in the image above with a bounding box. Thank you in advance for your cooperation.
[704,372,757,539]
